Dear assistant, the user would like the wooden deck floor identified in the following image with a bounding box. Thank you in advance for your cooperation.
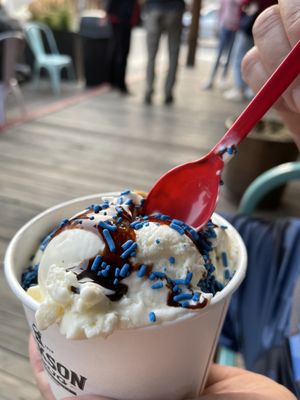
[1,34,300,399]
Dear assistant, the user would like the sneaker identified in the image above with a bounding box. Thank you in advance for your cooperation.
[164,94,174,105]
[223,88,245,102]
[144,93,152,105]
[244,87,254,100]
[202,81,213,90]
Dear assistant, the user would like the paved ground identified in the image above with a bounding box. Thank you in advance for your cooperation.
[1,29,299,399]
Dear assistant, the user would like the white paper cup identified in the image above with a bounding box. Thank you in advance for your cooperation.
[4,193,247,400]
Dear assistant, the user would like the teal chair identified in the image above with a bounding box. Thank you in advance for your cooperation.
[25,22,74,94]
[239,161,300,215]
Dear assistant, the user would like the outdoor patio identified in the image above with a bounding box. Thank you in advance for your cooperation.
[1,29,300,399]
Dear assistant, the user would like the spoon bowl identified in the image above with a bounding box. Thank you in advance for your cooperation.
[143,40,300,229]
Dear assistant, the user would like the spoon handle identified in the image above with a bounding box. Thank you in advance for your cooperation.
[212,40,300,154]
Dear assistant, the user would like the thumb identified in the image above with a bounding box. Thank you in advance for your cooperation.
[63,397,111,400]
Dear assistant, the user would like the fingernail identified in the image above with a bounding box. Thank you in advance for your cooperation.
[292,87,300,112]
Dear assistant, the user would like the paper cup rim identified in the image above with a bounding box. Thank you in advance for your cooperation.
[4,192,247,333]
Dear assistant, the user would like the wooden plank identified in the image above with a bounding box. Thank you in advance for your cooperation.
[0,346,35,385]
[0,370,42,400]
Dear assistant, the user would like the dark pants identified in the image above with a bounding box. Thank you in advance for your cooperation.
[109,23,132,91]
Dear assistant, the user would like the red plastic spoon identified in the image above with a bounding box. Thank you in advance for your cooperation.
[143,40,300,230]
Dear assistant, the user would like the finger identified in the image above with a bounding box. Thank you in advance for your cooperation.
[242,47,287,110]
[204,364,244,388]
[278,0,300,46]
[63,397,111,400]
[252,6,300,113]
[29,334,44,374]
[252,6,292,71]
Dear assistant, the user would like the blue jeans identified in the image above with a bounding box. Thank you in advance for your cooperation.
[208,26,236,84]
[232,31,254,90]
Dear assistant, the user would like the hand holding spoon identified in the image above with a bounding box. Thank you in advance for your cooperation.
[142,41,300,229]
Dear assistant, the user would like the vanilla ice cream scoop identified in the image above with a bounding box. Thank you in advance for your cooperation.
[25,191,237,339]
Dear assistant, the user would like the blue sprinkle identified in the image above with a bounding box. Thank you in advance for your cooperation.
[155,239,160,244]
[173,293,193,302]
[60,218,69,227]
[172,285,180,293]
[121,240,134,250]
[172,219,185,226]
[220,225,228,230]
[101,203,109,210]
[221,252,228,267]
[174,279,186,285]
[101,261,107,268]
[149,272,156,281]
[227,146,234,155]
[181,301,190,308]
[115,268,120,277]
[121,190,130,195]
[131,252,136,257]
[93,205,101,213]
[120,242,137,259]
[91,255,102,272]
[102,229,116,253]
[151,282,164,289]
[117,217,123,224]
[167,257,175,265]
[113,278,119,285]
[125,199,133,205]
[137,264,147,278]
[101,269,109,277]
[40,235,53,251]
[89,216,95,220]
[130,221,143,230]
[192,292,200,302]
[153,271,165,279]
[170,222,185,235]
[98,220,117,232]
[105,265,111,271]
[117,196,124,205]
[115,206,123,215]
[224,269,231,280]
[185,272,193,285]
[200,239,213,252]
[120,263,130,278]
[149,311,156,323]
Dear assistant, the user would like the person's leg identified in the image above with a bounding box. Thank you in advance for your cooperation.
[107,24,118,88]
[224,31,253,101]
[116,23,132,93]
[110,23,132,93]
[164,10,183,103]
[232,31,253,91]
[204,26,230,89]
[0,83,6,125]
[145,10,162,103]
[221,30,236,81]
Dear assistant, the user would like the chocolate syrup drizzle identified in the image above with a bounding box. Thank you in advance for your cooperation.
[50,202,209,309]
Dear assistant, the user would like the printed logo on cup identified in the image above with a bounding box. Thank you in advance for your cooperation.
[32,324,87,396]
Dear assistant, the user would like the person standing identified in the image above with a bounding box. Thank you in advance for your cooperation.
[203,0,245,90]
[106,0,140,95]
[144,0,185,105]
[223,0,277,101]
